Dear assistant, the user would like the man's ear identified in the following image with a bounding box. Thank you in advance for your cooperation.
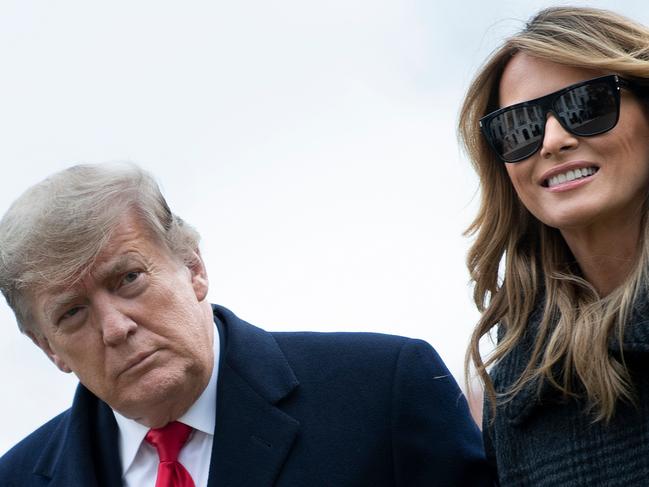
[187,249,209,302]
[25,330,73,373]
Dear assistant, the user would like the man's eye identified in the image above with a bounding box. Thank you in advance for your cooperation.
[61,307,81,320]
[122,271,141,285]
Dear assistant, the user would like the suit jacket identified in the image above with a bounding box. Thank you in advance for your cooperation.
[0,305,493,486]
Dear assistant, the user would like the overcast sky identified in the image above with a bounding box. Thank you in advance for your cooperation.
[1,0,647,455]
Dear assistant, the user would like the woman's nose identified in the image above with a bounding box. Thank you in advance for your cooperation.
[539,114,579,159]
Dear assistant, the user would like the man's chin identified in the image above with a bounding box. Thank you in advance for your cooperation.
[111,369,203,424]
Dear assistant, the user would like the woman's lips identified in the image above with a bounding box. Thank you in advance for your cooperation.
[546,166,598,188]
[539,161,600,190]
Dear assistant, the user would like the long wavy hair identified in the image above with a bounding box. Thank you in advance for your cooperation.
[459,6,649,421]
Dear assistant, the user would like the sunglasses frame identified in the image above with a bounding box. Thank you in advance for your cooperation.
[480,75,632,163]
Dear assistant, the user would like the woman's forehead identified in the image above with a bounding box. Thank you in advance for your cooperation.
[498,54,606,108]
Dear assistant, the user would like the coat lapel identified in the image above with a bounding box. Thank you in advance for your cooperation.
[93,400,124,487]
[502,291,649,426]
[208,306,300,487]
[32,385,122,487]
[609,292,649,352]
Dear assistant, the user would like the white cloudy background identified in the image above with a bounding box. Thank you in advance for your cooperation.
[1,0,647,454]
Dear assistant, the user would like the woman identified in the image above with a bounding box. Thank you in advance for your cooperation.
[459,7,649,486]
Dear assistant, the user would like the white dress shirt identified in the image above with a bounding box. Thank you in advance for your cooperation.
[113,330,220,487]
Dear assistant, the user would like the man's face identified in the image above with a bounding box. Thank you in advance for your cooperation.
[27,212,214,427]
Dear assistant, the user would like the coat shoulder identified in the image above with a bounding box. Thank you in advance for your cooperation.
[269,330,461,414]
[0,409,70,484]
[268,331,490,485]
[270,330,439,376]
[271,329,409,348]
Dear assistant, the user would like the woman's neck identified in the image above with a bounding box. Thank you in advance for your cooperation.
[560,214,642,297]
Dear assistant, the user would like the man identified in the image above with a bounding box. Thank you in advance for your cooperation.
[0,163,492,486]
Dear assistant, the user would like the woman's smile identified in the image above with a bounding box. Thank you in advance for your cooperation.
[542,164,598,190]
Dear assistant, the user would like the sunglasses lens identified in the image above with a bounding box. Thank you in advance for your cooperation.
[486,105,545,162]
[483,77,621,163]
[555,82,618,136]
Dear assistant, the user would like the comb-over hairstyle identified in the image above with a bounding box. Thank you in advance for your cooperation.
[0,162,200,331]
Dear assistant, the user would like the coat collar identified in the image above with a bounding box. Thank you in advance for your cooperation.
[499,291,649,426]
[208,304,300,486]
[494,299,566,427]
[32,385,122,487]
[609,291,649,352]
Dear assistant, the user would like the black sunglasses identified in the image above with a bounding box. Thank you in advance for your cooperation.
[480,75,634,163]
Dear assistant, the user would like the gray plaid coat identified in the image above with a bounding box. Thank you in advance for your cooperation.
[485,297,649,486]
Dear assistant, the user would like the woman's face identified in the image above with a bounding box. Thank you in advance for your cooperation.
[498,54,649,232]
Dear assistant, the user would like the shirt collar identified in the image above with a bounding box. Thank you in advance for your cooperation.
[113,327,220,474]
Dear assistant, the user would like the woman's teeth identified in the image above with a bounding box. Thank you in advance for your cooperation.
[547,167,597,188]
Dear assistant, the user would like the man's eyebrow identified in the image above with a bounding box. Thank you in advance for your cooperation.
[92,254,138,282]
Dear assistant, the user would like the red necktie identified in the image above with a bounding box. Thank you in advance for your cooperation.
[145,421,196,487]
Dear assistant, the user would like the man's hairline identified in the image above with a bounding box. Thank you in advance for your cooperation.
[19,213,190,334]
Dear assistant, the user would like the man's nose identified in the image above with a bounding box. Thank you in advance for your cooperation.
[94,299,137,345]
[539,114,579,159]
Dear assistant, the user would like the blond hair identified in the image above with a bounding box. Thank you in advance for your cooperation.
[459,7,649,421]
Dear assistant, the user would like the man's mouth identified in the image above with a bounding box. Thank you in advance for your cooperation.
[117,350,157,377]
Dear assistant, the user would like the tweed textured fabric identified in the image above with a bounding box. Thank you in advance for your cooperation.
[484,296,649,486]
